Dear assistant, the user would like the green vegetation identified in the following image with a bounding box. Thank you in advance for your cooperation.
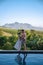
[0,27,43,50]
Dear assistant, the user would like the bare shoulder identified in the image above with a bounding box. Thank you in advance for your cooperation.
[24,32,26,35]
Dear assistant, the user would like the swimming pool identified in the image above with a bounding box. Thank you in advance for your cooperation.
[0,54,43,65]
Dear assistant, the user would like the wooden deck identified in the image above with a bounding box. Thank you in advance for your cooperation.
[0,50,43,54]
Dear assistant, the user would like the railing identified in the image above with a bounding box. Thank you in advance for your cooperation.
[0,50,43,54]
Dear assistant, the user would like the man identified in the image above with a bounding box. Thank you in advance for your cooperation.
[21,29,27,50]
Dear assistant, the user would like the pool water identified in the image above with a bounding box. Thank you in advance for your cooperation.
[0,54,43,65]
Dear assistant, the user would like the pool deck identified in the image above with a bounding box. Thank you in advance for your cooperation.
[0,50,43,54]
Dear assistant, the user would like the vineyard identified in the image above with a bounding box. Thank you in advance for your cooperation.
[0,27,43,50]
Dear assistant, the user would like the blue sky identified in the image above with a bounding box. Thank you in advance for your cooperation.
[0,0,43,27]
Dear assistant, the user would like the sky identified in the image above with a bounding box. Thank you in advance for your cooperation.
[0,0,43,27]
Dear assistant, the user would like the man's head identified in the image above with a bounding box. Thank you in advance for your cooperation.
[21,29,25,33]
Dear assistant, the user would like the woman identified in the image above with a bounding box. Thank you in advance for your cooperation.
[14,32,22,50]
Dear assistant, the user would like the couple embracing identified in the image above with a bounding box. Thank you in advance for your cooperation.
[14,29,27,50]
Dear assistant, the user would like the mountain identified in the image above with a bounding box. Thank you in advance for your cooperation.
[2,22,43,31]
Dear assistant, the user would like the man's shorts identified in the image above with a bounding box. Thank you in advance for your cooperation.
[21,39,26,45]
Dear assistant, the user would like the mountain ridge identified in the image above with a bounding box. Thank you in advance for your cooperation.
[2,22,43,31]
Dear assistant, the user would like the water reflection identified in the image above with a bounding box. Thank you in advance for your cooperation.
[15,54,27,65]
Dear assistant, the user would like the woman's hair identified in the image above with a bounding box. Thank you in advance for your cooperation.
[18,32,21,35]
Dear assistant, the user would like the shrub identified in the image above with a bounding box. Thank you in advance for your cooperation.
[3,42,13,50]
[38,41,43,50]
[0,36,7,46]
[8,35,18,46]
